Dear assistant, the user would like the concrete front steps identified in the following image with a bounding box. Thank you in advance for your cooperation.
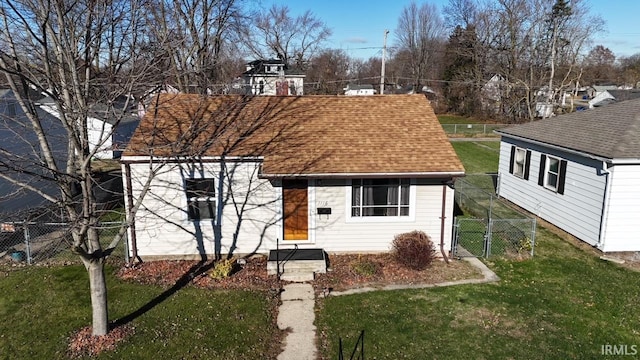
[267,248,327,282]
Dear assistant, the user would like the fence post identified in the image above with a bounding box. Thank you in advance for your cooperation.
[485,219,492,257]
[452,218,459,257]
[454,124,458,134]
[23,221,32,265]
[530,218,537,256]
[484,124,487,134]
[124,230,130,264]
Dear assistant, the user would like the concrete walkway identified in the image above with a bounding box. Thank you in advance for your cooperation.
[277,283,317,360]
[276,257,499,359]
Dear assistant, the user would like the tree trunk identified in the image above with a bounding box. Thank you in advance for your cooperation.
[85,259,109,336]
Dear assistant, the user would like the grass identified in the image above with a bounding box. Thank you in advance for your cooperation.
[437,114,482,124]
[451,141,500,174]
[316,228,640,359]
[318,137,640,358]
[0,264,279,359]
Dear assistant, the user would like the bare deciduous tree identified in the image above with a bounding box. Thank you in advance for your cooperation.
[243,4,331,69]
[444,0,602,121]
[305,49,351,94]
[0,0,166,336]
[143,0,246,94]
[394,1,446,92]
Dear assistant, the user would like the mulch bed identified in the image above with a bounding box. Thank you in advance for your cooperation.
[68,253,482,357]
[313,253,483,293]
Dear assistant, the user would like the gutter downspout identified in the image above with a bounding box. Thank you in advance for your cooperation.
[124,162,140,263]
[440,184,450,264]
[597,161,612,249]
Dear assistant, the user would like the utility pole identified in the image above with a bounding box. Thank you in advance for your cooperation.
[380,29,389,95]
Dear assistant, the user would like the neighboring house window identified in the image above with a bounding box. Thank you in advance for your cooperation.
[538,154,567,194]
[185,178,216,220]
[508,146,531,179]
[351,179,410,216]
[6,102,16,116]
[289,80,295,95]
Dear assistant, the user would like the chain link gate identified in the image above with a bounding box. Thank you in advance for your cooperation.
[453,218,489,257]
[453,218,536,259]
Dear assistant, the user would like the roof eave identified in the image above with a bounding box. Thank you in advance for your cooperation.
[497,132,611,163]
[610,158,640,165]
[259,171,466,179]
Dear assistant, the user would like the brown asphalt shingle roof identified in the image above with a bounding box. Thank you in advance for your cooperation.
[125,94,464,176]
[496,98,640,160]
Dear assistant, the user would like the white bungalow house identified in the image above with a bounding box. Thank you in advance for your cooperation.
[495,98,640,252]
[344,84,375,96]
[120,94,464,261]
[241,59,305,96]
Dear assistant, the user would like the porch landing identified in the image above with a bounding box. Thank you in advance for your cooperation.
[267,248,327,282]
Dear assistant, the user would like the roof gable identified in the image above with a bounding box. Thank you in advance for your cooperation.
[497,98,640,159]
[125,94,464,176]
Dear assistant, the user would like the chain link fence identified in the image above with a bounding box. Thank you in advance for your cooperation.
[441,123,506,136]
[0,221,127,265]
[453,175,536,259]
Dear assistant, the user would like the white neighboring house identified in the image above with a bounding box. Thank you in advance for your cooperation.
[241,59,305,96]
[481,74,507,114]
[121,94,465,260]
[496,98,640,252]
[344,84,375,96]
[38,96,139,159]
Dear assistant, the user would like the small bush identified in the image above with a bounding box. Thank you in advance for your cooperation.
[209,258,235,280]
[349,256,380,277]
[391,231,436,270]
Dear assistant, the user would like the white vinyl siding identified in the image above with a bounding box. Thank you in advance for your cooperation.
[124,163,456,258]
[125,161,280,258]
[498,139,606,246]
[313,179,453,253]
[600,165,640,251]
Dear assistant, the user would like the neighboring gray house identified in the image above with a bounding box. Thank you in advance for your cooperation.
[496,98,640,252]
[0,89,67,220]
[588,89,640,108]
[38,95,139,159]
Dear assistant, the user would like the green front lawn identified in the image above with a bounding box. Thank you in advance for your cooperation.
[0,265,279,359]
[316,229,640,359]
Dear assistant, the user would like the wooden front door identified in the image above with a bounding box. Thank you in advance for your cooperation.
[283,180,308,241]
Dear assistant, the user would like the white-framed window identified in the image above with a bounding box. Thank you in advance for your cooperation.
[351,179,410,217]
[544,156,560,190]
[185,178,216,220]
[509,145,530,180]
[513,148,526,177]
[538,154,567,194]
